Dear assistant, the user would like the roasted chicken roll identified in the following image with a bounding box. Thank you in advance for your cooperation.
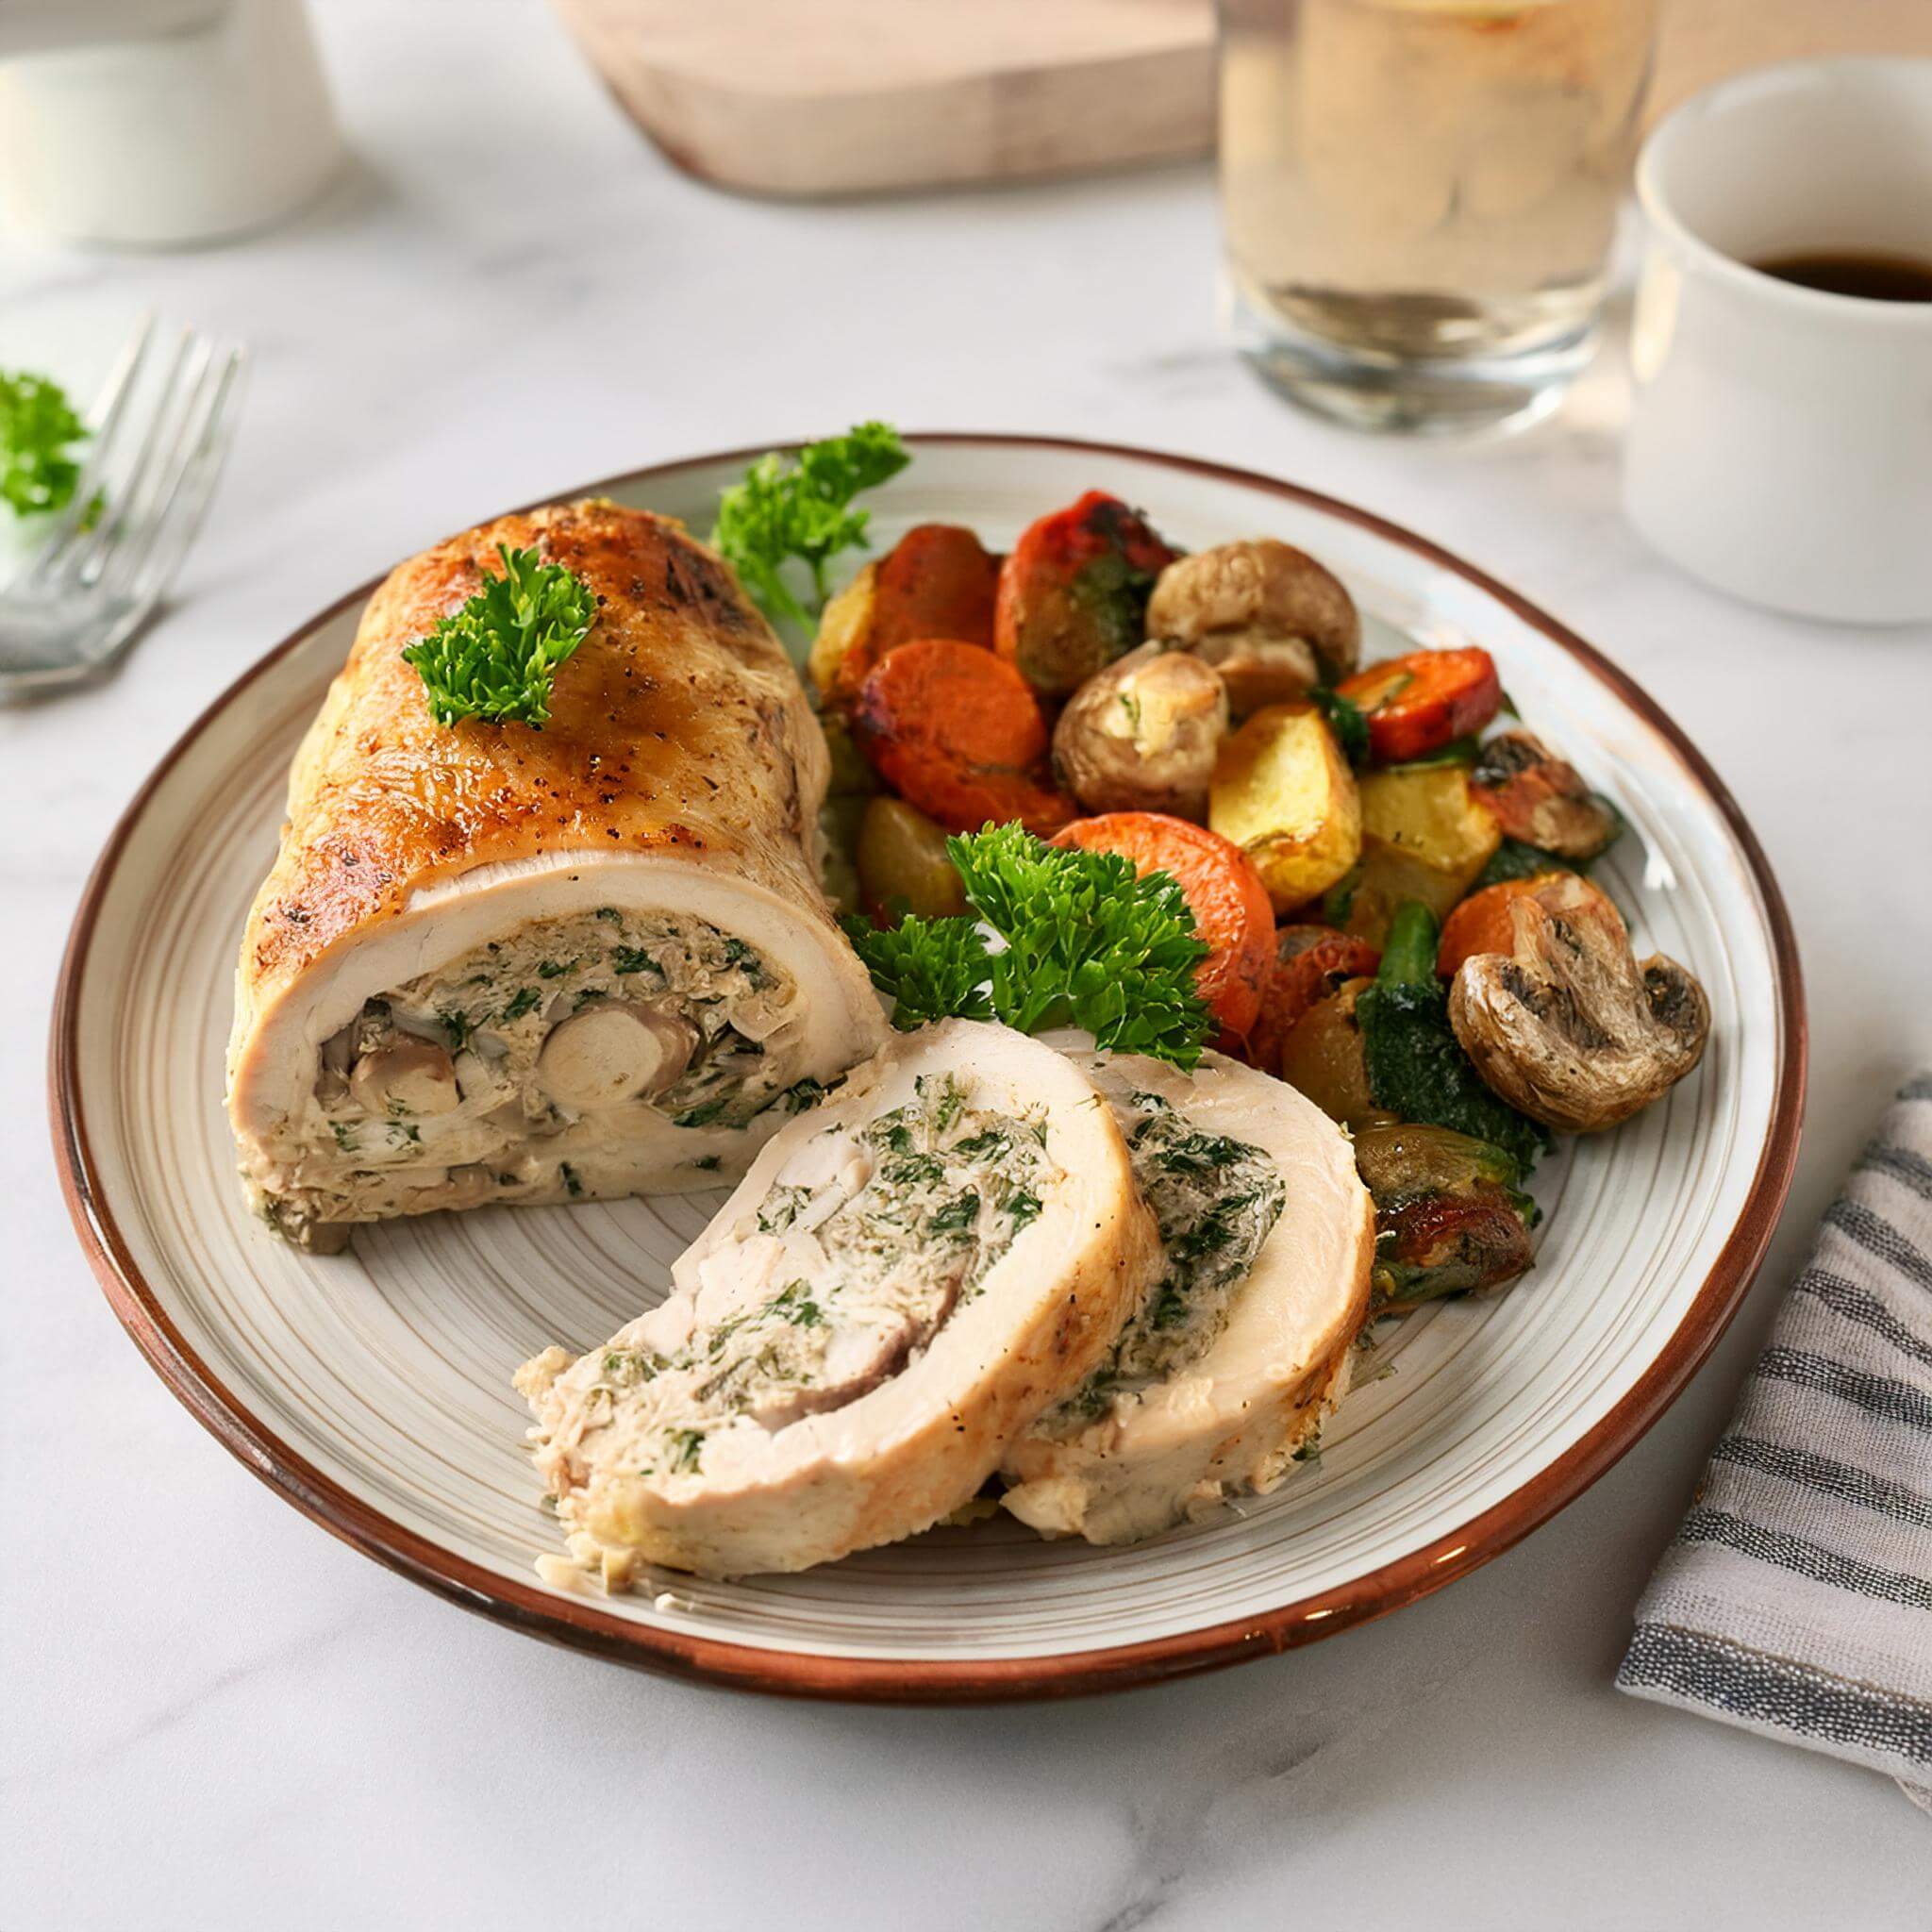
[516,1021,1159,1582]
[227,500,885,1249]
[1001,1047,1374,1545]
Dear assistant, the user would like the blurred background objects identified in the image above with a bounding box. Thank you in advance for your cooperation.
[0,0,339,245]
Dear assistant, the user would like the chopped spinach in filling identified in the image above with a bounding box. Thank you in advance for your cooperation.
[579,1074,1053,1478]
[1045,1090,1285,1431]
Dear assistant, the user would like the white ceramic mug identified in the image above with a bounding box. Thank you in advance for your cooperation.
[1624,58,1932,626]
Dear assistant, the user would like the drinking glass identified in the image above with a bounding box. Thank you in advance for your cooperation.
[1218,0,1660,434]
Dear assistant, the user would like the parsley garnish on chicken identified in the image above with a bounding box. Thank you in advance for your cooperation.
[401,542,596,727]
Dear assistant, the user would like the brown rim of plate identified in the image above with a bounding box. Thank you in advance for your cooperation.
[47,434,1808,1705]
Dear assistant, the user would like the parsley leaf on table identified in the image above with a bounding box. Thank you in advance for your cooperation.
[0,370,90,519]
[401,543,597,728]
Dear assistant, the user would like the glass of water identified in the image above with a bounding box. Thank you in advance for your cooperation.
[1219,0,1660,435]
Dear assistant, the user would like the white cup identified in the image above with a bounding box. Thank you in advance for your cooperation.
[1624,58,1932,626]
[0,0,341,249]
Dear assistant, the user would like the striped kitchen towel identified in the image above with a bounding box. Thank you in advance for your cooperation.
[1618,1073,1932,1797]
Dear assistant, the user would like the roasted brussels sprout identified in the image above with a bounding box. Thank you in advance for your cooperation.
[1354,1123,1538,1309]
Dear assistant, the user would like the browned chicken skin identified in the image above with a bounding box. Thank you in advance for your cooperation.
[228,500,884,1246]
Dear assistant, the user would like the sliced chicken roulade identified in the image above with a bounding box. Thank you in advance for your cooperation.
[517,1020,1159,1582]
[227,500,885,1249]
[1000,1047,1374,1546]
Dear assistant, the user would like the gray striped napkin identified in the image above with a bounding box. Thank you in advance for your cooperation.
[1618,1073,1932,1798]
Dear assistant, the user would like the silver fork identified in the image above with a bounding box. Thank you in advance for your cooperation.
[0,317,246,699]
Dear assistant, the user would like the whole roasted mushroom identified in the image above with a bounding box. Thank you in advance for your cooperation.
[1051,641,1229,818]
[1146,540,1360,718]
[1448,874,1709,1133]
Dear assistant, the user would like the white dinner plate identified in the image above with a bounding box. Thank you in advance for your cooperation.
[52,436,1805,1700]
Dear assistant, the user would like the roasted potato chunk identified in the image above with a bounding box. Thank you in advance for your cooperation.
[1208,702,1362,913]
[1340,763,1502,947]
[808,559,880,705]
[857,795,969,922]
[1052,643,1229,819]
[1275,976,1383,1130]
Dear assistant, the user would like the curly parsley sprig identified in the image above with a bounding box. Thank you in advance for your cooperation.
[401,543,597,728]
[847,913,995,1028]
[0,370,90,519]
[844,824,1213,1068]
[710,422,908,630]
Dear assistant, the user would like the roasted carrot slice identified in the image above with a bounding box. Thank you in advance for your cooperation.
[995,491,1178,697]
[1052,811,1274,1047]
[874,525,1001,654]
[1337,648,1502,765]
[1436,872,1620,978]
[1245,924,1383,1074]
[854,639,1073,837]
[813,525,1002,709]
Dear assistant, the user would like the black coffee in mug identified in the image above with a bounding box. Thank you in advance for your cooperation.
[1753,249,1932,302]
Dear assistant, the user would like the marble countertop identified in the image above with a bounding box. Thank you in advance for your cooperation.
[5,4,1930,1924]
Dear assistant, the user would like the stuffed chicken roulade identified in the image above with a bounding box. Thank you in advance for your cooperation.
[1000,1046,1374,1545]
[227,500,885,1250]
[516,1021,1159,1582]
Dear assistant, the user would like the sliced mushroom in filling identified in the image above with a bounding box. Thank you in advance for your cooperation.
[306,910,810,1214]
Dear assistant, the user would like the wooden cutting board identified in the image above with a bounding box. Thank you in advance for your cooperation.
[551,0,1932,199]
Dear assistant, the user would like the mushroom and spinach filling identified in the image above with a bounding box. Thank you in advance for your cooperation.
[583,1074,1052,1477]
[1044,1091,1285,1431]
[312,909,798,1161]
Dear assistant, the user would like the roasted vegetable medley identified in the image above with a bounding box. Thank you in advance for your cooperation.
[777,461,1711,1316]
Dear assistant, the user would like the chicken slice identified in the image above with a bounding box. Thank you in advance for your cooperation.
[1000,1047,1374,1545]
[517,1020,1158,1581]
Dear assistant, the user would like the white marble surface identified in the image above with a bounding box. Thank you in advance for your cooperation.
[5,4,1931,1924]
